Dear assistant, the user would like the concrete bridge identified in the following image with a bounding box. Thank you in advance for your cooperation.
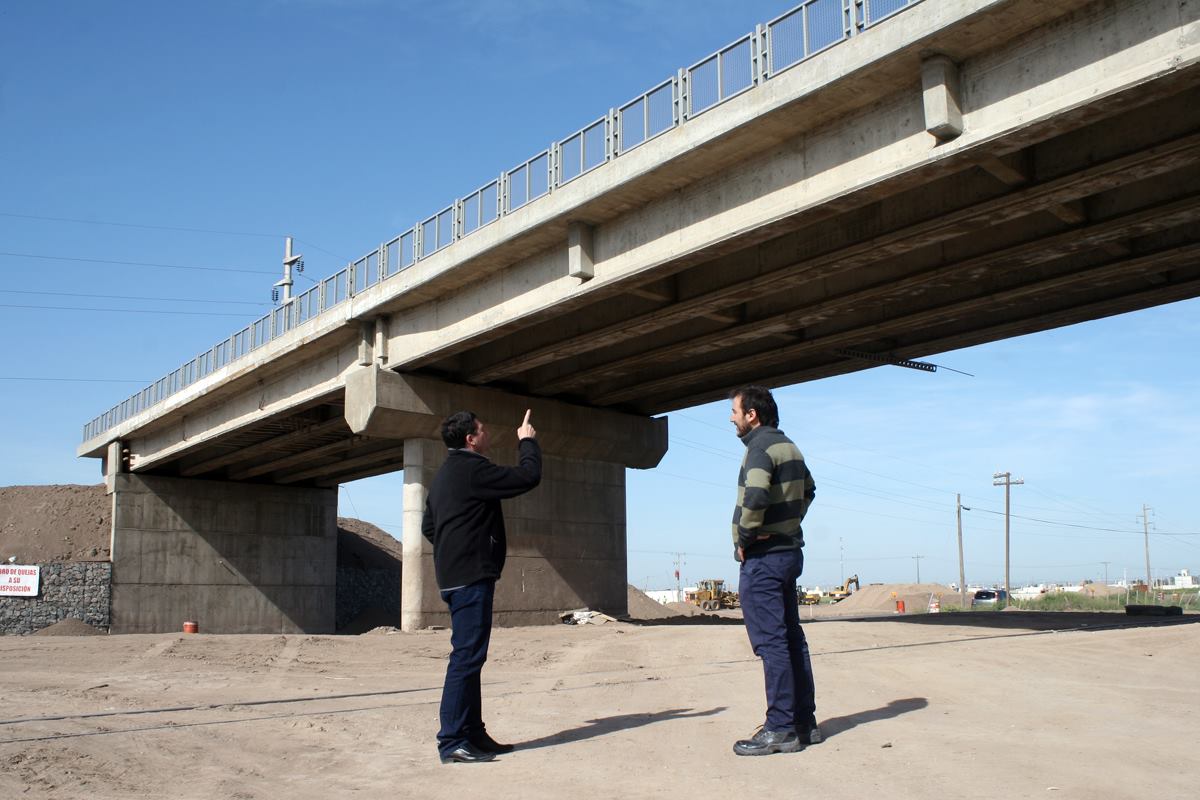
[78,0,1200,633]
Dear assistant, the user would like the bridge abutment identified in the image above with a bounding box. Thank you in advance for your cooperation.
[109,474,337,634]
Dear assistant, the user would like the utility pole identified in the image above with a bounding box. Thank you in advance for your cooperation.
[839,536,844,585]
[912,554,923,584]
[672,552,686,600]
[993,471,1024,608]
[275,237,303,303]
[956,494,968,608]
[1100,561,1110,589]
[1138,504,1153,593]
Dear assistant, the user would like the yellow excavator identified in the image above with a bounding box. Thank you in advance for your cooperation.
[826,574,860,602]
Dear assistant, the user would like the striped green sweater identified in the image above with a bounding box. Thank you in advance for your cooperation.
[732,425,815,557]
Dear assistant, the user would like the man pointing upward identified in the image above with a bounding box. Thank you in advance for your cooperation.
[422,408,541,763]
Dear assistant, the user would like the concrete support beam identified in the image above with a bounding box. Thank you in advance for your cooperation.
[109,474,337,634]
[179,418,347,478]
[374,316,390,366]
[357,321,373,366]
[344,367,667,469]
[401,438,443,632]
[921,54,963,142]
[567,222,595,281]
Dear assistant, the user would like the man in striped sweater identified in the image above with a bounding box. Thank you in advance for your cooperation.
[728,384,820,756]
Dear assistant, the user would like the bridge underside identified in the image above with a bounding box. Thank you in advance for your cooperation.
[141,80,1200,488]
[415,81,1200,417]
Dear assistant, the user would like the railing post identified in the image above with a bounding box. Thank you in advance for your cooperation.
[606,107,616,160]
[758,23,770,82]
[378,242,387,280]
[547,142,556,192]
[678,67,689,122]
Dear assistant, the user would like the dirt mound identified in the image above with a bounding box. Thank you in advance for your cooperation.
[666,601,700,617]
[0,484,110,563]
[626,585,681,620]
[33,617,107,636]
[835,582,958,614]
[337,517,403,570]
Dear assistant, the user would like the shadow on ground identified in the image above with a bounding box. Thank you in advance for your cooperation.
[623,614,744,626]
[837,610,1200,633]
[820,697,929,741]
[515,706,727,751]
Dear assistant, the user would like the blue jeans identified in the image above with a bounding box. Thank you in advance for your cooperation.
[739,548,817,732]
[437,579,495,755]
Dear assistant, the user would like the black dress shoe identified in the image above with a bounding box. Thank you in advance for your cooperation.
[732,727,801,756]
[470,731,515,754]
[439,742,497,764]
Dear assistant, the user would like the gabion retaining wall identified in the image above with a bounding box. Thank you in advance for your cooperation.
[1,563,395,634]
[335,566,399,631]
[0,562,112,635]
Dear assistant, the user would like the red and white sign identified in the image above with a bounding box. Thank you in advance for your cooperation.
[0,565,40,596]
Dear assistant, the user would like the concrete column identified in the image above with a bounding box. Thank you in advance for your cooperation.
[109,474,337,634]
[401,438,445,631]
[498,453,628,625]
[347,369,667,628]
[921,54,963,142]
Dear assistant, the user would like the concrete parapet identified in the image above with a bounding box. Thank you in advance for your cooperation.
[345,367,668,468]
[110,474,337,634]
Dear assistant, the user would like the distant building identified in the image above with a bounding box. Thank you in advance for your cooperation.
[1170,569,1195,589]
[644,589,685,605]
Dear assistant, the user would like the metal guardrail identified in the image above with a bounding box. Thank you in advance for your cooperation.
[81,0,925,443]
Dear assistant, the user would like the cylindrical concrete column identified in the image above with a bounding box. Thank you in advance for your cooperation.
[401,438,445,632]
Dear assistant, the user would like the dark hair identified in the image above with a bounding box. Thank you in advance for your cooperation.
[730,385,779,428]
[440,411,479,448]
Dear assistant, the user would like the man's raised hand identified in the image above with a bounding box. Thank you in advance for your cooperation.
[517,408,537,440]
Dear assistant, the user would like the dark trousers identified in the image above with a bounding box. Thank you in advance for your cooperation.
[437,579,495,755]
[739,547,817,732]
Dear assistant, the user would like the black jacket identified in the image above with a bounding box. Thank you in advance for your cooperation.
[421,439,542,589]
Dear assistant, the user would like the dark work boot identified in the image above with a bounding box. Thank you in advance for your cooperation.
[732,727,802,756]
[470,730,515,754]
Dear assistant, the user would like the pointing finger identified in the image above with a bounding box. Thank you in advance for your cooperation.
[523,408,532,426]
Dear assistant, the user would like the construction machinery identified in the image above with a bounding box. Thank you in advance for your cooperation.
[826,574,860,602]
[798,588,821,605]
[687,579,740,611]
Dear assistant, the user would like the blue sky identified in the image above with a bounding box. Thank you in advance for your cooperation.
[2,1,1197,593]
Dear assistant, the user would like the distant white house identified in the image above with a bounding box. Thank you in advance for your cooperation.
[1171,569,1195,588]
[644,589,686,605]
[1012,584,1047,600]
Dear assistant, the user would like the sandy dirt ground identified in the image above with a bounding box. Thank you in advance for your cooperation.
[3,610,1197,799]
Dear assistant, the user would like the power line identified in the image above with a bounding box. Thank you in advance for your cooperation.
[0,289,270,306]
[0,377,150,383]
[0,303,256,318]
[0,211,283,239]
[0,212,354,264]
[0,251,275,274]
